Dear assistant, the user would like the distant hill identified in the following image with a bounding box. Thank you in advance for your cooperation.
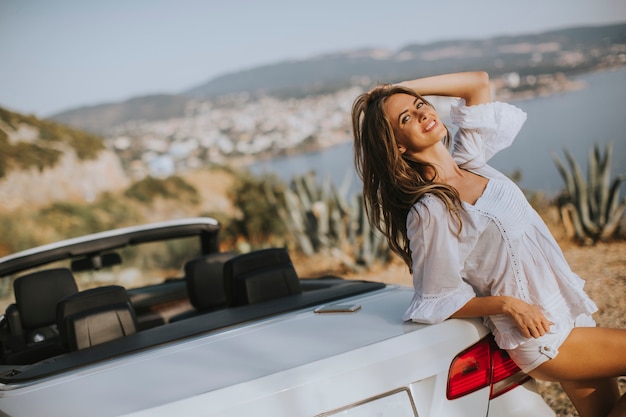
[0,106,129,210]
[51,22,626,134]
[51,94,193,136]
[184,22,626,98]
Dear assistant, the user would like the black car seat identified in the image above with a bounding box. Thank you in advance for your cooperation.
[56,285,137,351]
[3,268,78,364]
[186,252,237,311]
[223,248,301,306]
[169,252,236,322]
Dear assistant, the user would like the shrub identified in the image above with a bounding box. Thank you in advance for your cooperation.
[38,202,103,239]
[124,176,200,204]
[227,171,288,248]
[91,192,140,229]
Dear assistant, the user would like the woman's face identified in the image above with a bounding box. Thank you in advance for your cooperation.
[383,93,447,157]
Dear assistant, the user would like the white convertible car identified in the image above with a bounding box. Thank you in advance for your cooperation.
[0,218,555,416]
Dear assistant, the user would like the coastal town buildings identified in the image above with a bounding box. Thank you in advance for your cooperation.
[104,69,617,180]
[108,86,363,179]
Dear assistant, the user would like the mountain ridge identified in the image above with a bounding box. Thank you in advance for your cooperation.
[51,21,626,134]
[183,22,626,98]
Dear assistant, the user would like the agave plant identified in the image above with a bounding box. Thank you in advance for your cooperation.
[266,170,390,270]
[552,143,626,244]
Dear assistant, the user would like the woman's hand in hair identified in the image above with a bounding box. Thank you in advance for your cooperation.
[396,71,491,106]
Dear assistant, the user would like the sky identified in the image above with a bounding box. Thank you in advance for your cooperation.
[1,0,626,117]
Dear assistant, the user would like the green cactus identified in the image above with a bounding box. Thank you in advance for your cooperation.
[268,170,390,270]
[552,143,626,244]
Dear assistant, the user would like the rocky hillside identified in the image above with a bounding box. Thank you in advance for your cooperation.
[0,107,129,211]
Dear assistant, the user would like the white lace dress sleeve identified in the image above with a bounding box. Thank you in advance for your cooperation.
[450,99,527,169]
[402,195,476,323]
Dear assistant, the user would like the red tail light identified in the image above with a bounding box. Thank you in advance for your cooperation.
[447,335,531,400]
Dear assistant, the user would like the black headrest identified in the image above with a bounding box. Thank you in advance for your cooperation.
[57,285,137,351]
[223,248,301,306]
[184,252,236,311]
[57,285,131,323]
[14,268,78,329]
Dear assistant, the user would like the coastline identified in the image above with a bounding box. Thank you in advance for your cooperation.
[232,72,590,170]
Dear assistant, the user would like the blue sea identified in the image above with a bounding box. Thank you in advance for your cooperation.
[250,67,626,197]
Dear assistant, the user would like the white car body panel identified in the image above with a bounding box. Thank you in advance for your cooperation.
[0,219,556,417]
[0,287,553,417]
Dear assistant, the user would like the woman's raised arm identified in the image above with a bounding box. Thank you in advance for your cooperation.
[396,71,491,106]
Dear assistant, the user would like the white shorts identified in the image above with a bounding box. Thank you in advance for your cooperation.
[506,314,596,374]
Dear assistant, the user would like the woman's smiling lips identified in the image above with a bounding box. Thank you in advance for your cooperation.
[423,119,437,133]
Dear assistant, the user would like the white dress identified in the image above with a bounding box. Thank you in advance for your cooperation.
[402,99,598,350]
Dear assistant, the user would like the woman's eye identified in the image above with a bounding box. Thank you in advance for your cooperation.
[401,115,410,124]
[416,101,424,109]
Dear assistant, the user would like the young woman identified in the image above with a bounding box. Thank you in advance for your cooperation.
[351,71,626,417]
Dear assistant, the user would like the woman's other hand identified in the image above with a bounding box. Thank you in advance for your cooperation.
[502,297,553,338]
[451,295,553,339]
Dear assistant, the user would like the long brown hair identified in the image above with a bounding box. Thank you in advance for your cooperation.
[351,84,462,271]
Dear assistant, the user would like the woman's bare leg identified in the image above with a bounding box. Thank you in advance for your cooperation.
[529,328,626,381]
[607,393,626,417]
[528,327,626,417]
[559,378,620,417]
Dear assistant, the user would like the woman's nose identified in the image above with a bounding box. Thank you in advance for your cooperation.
[416,108,428,121]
